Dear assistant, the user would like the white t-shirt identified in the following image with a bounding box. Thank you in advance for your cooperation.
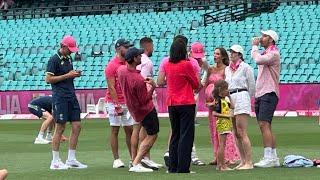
[136,53,153,78]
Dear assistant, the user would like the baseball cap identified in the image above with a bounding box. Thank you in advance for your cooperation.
[124,47,144,61]
[61,35,79,53]
[230,44,244,55]
[191,42,205,59]
[261,30,279,42]
[115,39,133,49]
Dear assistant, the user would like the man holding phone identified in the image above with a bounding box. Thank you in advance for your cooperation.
[46,35,87,170]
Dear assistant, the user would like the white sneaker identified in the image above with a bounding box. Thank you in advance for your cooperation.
[129,164,153,172]
[141,158,159,170]
[34,137,51,144]
[273,158,280,167]
[50,159,69,170]
[317,165,320,168]
[66,159,88,169]
[149,159,163,168]
[254,158,275,168]
[113,159,125,168]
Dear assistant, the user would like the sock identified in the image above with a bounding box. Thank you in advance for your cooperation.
[272,148,278,159]
[191,145,197,160]
[67,149,76,161]
[264,147,272,159]
[143,156,149,160]
[52,151,60,162]
[37,132,44,139]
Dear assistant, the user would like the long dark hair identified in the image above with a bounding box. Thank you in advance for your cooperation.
[169,40,187,63]
[213,80,228,99]
[173,35,188,45]
[215,47,229,66]
[239,53,245,61]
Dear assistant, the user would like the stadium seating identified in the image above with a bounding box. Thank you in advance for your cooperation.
[0,4,319,90]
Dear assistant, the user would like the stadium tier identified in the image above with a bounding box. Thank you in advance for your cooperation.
[0,4,319,91]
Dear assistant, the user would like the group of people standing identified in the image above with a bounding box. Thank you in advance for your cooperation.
[106,30,280,173]
[155,29,281,172]
[40,29,281,173]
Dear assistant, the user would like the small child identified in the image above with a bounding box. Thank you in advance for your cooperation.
[211,80,234,171]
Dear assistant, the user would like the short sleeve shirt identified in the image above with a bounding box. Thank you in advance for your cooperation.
[46,52,76,98]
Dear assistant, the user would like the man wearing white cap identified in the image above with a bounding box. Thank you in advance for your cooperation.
[251,30,281,168]
[46,35,87,170]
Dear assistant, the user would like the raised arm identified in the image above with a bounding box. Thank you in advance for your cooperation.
[251,45,278,65]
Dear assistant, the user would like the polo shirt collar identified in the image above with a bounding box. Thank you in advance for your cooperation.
[57,50,71,60]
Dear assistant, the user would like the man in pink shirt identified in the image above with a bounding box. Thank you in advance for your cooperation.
[105,39,133,168]
[251,30,281,168]
[117,47,159,173]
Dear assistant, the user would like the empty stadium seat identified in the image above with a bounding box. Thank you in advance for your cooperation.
[0,4,319,91]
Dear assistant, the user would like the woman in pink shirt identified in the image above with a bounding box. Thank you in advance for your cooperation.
[157,40,199,173]
[204,47,240,166]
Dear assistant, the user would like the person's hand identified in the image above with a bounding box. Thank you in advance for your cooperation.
[144,77,156,87]
[206,99,216,107]
[66,70,81,78]
[252,37,260,46]
[115,104,124,116]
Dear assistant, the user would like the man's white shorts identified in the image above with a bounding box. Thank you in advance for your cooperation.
[106,103,133,126]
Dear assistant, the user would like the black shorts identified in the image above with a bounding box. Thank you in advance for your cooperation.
[255,92,279,123]
[141,108,159,135]
[53,97,81,124]
[28,104,45,118]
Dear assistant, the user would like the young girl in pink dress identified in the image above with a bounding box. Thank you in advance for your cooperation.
[204,47,240,165]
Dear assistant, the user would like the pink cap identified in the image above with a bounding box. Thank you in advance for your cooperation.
[191,42,205,59]
[61,35,79,53]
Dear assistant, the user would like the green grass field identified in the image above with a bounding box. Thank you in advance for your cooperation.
[0,117,319,180]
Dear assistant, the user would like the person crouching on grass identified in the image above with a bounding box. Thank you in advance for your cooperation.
[117,47,159,173]
[209,80,234,171]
